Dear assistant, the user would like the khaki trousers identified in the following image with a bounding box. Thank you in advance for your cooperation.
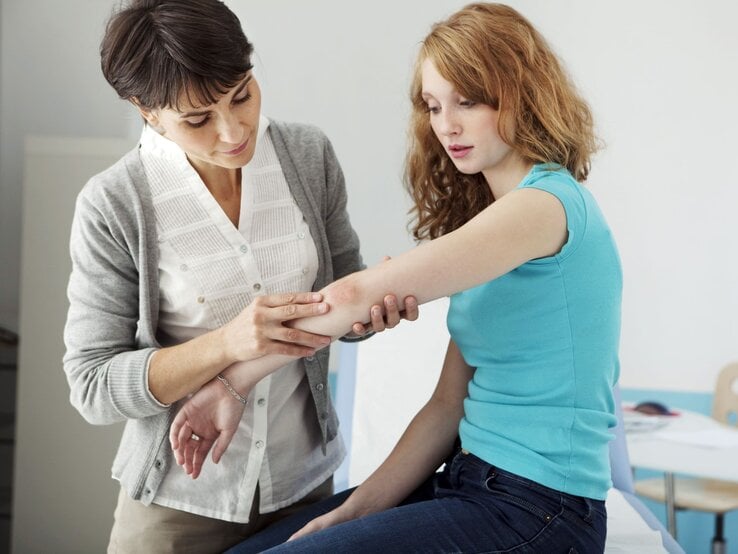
[107,478,333,554]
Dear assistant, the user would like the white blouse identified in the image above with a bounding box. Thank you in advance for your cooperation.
[139,117,344,522]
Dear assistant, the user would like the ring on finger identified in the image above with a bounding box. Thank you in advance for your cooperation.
[190,433,201,442]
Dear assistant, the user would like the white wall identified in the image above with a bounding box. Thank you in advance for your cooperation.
[0,0,137,328]
[13,137,131,554]
[551,1,738,392]
[2,1,738,552]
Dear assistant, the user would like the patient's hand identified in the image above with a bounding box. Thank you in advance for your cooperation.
[289,504,358,542]
[169,377,247,478]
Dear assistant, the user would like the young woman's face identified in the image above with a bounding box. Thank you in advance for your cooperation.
[138,72,262,173]
[421,59,515,183]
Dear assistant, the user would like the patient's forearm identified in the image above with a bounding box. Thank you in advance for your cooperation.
[224,184,566,392]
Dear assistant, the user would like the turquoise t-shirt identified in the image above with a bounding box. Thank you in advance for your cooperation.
[447,164,622,500]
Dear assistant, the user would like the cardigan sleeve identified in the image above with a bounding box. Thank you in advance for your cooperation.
[63,178,167,425]
[321,135,364,280]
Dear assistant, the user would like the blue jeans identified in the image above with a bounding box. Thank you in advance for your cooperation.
[226,449,607,553]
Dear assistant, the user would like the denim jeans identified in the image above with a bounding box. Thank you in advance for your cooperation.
[226,449,607,554]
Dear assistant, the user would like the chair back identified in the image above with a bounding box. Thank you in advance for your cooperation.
[712,361,738,426]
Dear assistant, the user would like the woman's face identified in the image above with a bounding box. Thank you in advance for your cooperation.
[138,72,262,173]
[421,58,516,184]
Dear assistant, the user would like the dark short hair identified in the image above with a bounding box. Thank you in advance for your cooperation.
[100,0,254,110]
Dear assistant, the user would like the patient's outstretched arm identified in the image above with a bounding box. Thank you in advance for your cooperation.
[170,187,568,475]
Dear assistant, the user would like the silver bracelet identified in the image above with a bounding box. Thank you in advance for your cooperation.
[216,374,248,405]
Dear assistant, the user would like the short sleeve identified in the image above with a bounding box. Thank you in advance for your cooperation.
[519,168,587,262]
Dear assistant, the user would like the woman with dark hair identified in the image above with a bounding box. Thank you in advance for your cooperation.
[62,1,417,552]
[174,3,622,552]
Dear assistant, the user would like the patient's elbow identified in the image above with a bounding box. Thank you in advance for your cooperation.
[322,274,368,315]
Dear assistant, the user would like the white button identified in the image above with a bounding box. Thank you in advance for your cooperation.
[196,296,205,304]
[240,245,248,253]
[255,440,264,449]
[180,264,188,271]
[253,283,261,291]
[306,356,315,362]
[315,383,324,391]
[257,398,266,407]
[302,268,308,275]
[298,232,305,239]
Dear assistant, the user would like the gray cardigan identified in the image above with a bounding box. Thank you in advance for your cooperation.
[63,121,363,505]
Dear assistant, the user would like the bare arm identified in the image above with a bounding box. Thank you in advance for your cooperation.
[170,292,418,477]
[290,339,474,538]
[148,293,332,405]
[223,186,566,392]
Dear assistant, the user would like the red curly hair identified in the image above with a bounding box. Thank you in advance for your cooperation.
[405,3,599,240]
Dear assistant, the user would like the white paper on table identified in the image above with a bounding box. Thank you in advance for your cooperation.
[604,489,667,553]
[651,428,738,449]
[622,412,670,433]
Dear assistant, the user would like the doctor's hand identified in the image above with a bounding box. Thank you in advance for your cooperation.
[222,292,331,361]
[169,376,248,479]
